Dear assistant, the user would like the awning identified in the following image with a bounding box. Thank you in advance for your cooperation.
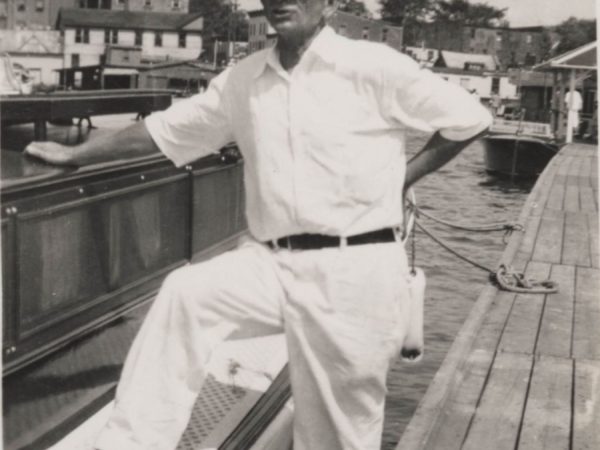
[534,41,597,71]
[102,67,139,76]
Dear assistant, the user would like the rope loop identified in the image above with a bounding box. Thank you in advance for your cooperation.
[494,264,559,294]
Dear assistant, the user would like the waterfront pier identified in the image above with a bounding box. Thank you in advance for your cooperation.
[397,142,599,450]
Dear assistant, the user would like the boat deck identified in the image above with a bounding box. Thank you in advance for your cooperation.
[397,142,599,450]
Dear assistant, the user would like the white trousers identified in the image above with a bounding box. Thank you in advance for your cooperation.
[95,238,411,450]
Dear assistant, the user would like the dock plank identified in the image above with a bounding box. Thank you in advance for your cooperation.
[565,156,583,212]
[518,356,573,450]
[532,215,564,264]
[573,359,600,450]
[498,262,550,354]
[423,350,494,450]
[545,179,566,211]
[588,214,599,268]
[461,352,532,450]
[562,212,591,267]
[564,184,580,212]
[472,291,516,353]
[579,186,597,212]
[520,215,542,257]
[536,265,575,358]
[573,267,600,360]
[529,162,560,216]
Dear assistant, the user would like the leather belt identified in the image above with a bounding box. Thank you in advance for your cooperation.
[266,227,397,251]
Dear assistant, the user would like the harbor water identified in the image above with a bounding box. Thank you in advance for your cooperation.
[1,114,534,449]
[382,130,534,449]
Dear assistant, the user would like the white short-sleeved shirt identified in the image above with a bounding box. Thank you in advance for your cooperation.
[145,27,492,242]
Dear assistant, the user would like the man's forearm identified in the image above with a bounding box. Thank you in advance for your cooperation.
[25,120,160,167]
[404,130,487,191]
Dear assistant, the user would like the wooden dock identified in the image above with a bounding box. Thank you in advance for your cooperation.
[397,143,599,450]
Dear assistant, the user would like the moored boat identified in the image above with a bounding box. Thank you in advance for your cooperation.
[482,118,561,177]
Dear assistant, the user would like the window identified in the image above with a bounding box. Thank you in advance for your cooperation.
[155,32,162,47]
[178,32,186,48]
[491,77,500,94]
[427,50,434,60]
[135,31,142,46]
[172,0,181,7]
[35,1,44,12]
[145,0,152,6]
[105,29,117,44]
[74,28,90,43]
[362,27,369,40]
[72,53,80,67]
[17,3,25,12]
[382,28,388,42]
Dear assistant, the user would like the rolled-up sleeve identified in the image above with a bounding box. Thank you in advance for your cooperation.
[382,53,492,141]
[144,68,234,167]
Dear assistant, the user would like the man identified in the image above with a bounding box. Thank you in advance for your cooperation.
[25,0,491,448]
[564,89,583,136]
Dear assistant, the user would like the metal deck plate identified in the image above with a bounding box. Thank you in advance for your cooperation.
[49,334,288,450]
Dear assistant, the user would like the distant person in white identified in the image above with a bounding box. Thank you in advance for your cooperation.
[25,0,491,448]
[565,89,583,135]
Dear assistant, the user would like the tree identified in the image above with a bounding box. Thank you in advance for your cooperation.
[433,0,505,27]
[338,0,371,18]
[379,0,435,24]
[552,17,596,55]
[189,0,248,42]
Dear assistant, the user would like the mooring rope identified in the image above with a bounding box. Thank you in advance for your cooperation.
[414,206,524,234]
[409,204,559,295]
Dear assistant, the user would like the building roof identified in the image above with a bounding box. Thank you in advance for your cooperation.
[534,41,596,71]
[56,8,203,32]
[435,50,499,71]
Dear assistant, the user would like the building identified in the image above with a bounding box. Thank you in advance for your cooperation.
[0,0,189,30]
[405,22,553,70]
[0,29,62,84]
[107,0,189,13]
[56,8,203,69]
[138,59,218,92]
[0,0,77,30]
[328,10,403,50]
[247,10,276,54]
[433,50,517,101]
[247,9,403,54]
[404,46,439,67]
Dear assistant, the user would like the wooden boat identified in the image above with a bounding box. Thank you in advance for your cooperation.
[482,118,561,177]
[2,139,294,449]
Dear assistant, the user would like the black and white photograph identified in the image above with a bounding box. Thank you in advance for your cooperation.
[0,0,597,449]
